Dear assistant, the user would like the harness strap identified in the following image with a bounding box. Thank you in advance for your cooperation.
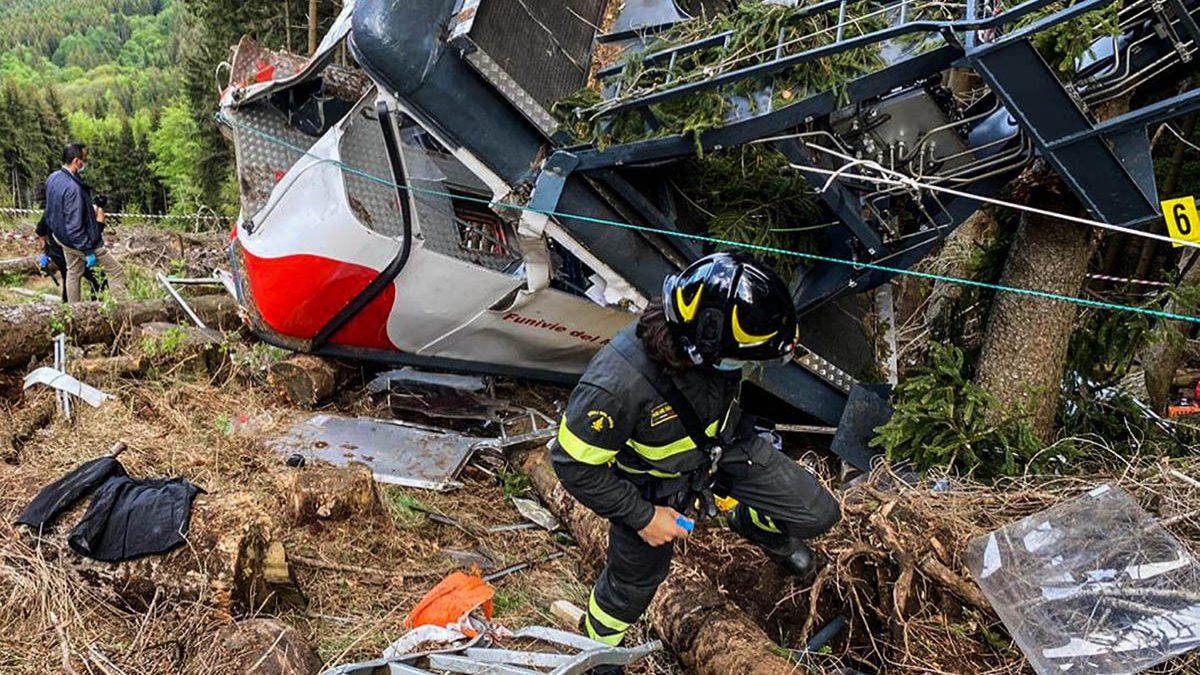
[609,332,712,460]
[609,332,723,518]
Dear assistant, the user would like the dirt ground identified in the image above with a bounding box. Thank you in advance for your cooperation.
[0,216,684,674]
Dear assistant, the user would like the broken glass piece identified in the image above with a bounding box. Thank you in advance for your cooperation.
[512,497,560,531]
[969,485,1200,675]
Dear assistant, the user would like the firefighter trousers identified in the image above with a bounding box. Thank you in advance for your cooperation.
[583,434,840,646]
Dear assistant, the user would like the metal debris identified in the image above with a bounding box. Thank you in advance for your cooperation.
[323,625,660,675]
[24,366,112,410]
[512,498,559,532]
[268,414,483,491]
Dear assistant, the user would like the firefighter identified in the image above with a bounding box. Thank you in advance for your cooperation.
[551,252,841,658]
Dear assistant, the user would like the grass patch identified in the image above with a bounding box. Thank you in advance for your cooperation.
[125,263,166,301]
[0,271,25,287]
[498,467,531,498]
[381,486,426,528]
[491,587,531,618]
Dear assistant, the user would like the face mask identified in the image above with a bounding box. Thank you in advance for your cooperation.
[77,162,86,173]
[714,359,747,372]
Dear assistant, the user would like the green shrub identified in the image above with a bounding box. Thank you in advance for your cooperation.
[871,343,1042,479]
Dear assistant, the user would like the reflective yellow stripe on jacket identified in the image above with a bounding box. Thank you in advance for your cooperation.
[556,419,618,465]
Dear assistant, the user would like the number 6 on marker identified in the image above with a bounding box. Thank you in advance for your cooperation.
[1163,196,1200,248]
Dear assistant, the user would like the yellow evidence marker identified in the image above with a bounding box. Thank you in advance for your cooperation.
[1163,195,1200,248]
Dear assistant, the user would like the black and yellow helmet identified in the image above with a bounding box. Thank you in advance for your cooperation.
[661,252,799,368]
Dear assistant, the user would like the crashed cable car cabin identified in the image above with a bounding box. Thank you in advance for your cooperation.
[218,0,1200,466]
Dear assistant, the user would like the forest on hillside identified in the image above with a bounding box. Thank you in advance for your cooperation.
[0,0,344,217]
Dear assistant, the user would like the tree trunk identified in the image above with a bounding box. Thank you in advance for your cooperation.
[0,256,38,278]
[1136,115,1196,282]
[0,295,240,371]
[1142,250,1200,411]
[277,462,383,525]
[1,392,57,462]
[974,181,1096,441]
[974,99,1130,443]
[519,449,800,675]
[308,0,319,55]
[206,618,323,675]
[924,209,1000,340]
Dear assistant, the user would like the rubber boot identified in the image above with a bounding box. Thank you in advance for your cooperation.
[727,505,816,579]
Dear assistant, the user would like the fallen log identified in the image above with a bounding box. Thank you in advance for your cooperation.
[68,491,305,615]
[276,462,383,525]
[0,295,240,370]
[0,392,57,462]
[72,355,146,380]
[520,448,799,675]
[140,322,231,377]
[0,255,39,278]
[267,355,343,408]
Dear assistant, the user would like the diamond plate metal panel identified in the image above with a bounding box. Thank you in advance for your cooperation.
[461,0,606,131]
[230,103,321,219]
[339,105,407,238]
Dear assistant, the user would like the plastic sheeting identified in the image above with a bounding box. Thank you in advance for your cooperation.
[969,484,1200,675]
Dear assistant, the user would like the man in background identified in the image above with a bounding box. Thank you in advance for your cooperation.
[43,143,126,302]
[34,182,102,302]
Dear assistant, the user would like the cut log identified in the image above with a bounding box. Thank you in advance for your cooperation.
[0,255,38,278]
[277,462,383,525]
[267,355,341,408]
[68,491,305,615]
[520,449,799,675]
[72,355,146,380]
[0,392,57,462]
[210,618,323,675]
[140,322,230,376]
[0,295,240,371]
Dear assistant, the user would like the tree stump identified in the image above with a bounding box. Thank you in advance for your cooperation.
[210,618,323,675]
[277,462,383,525]
[69,491,306,615]
[267,355,341,408]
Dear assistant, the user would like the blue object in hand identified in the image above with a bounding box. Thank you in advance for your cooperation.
[85,252,97,269]
[37,254,50,270]
[675,515,694,533]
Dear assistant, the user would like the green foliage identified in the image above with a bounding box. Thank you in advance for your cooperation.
[0,272,23,286]
[381,486,425,528]
[124,263,166,300]
[872,343,1043,479]
[554,1,889,146]
[149,99,206,213]
[498,467,531,498]
[142,325,188,357]
[47,303,73,335]
[672,145,822,274]
[1016,1,1122,75]
[491,588,529,618]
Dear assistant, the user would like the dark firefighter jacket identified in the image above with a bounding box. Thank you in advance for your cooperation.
[550,324,743,531]
[45,168,102,253]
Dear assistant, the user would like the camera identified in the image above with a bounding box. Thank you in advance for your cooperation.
[93,193,109,209]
